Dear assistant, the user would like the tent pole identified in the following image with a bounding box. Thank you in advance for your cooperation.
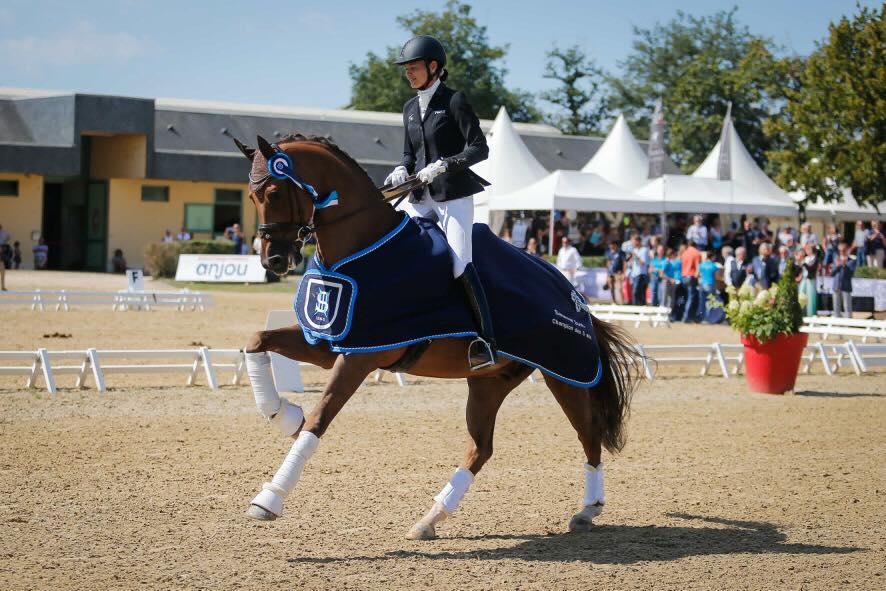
[548,209,555,255]
[660,212,668,245]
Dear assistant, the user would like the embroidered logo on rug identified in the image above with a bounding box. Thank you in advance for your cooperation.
[295,270,357,341]
[572,290,590,315]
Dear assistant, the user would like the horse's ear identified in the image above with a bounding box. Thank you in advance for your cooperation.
[232,137,255,160]
[256,135,276,160]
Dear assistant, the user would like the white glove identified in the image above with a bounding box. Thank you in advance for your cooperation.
[384,166,408,187]
[417,159,448,184]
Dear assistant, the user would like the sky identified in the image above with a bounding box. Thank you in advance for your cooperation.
[0,0,876,110]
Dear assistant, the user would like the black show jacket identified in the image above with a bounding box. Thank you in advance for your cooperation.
[399,83,490,202]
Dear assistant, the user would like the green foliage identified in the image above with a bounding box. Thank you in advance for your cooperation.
[143,240,236,278]
[718,259,805,342]
[179,240,236,255]
[347,0,540,122]
[609,8,795,171]
[543,255,607,268]
[540,45,610,135]
[855,266,886,280]
[765,4,885,207]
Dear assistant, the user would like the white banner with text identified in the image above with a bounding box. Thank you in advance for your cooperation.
[175,254,267,283]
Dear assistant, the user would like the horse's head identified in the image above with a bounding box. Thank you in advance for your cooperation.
[235,135,341,276]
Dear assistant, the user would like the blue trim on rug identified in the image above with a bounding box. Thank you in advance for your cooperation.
[498,351,604,388]
[329,213,410,271]
[328,331,478,353]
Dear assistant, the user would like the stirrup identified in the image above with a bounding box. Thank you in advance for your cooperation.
[468,338,496,370]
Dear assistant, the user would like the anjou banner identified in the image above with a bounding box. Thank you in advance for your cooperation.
[175,254,267,283]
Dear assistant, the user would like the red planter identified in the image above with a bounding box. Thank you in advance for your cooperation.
[740,332,809,394]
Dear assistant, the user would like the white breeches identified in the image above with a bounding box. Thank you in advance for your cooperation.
[398,195,474,278]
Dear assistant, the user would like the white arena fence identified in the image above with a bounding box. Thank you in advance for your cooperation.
[801,316,886,342]
[3,340,881,394]
[588,304,671,328]
[0,289,213,311]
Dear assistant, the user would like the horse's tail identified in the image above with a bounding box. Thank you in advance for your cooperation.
[589,316,643,454]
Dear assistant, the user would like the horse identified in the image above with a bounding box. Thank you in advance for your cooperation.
[235,133,642,539]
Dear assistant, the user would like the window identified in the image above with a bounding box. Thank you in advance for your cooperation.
[0,180,19,196]
[141,185,169,202]
[184,203,213,233]
[213,189,242,235]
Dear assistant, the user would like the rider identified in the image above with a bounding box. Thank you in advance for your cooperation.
[384,35,496,370]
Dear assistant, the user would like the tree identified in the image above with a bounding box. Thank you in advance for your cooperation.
[348,1,539,122]
[539,45,610,135]
[765,4,885,207]
[609,9,794,172]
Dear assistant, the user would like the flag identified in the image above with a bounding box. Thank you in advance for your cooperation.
[716,102,733,181]
[647,99,665,179]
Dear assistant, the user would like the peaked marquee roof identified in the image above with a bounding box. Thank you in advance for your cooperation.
[580,114,650,191]
[692,113,793,204]
[471,106,549,203]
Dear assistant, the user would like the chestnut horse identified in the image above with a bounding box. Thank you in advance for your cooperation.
[236,134,641,539]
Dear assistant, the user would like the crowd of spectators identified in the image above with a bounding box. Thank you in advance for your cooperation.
[501,213,884,322]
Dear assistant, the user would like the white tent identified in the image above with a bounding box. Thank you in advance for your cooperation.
[636,174,798,217]
[580,114,650,191]
[792,188,883,221]
[489,170,665,253]
[692,113,794,205]
[471,107,549,225]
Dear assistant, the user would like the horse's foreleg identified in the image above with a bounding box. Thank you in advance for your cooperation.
[543,374,605,532]
[243,326,338,437]
[247,352,378,521]
[407,364,530,540]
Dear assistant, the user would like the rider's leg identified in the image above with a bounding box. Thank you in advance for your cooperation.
[435,198,497,370]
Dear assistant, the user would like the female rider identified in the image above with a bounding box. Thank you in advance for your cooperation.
[384,35,495,370]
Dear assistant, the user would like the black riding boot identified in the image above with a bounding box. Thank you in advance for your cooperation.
[458,263,497,370]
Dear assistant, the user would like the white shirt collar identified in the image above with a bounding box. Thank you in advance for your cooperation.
[417,78,441,98]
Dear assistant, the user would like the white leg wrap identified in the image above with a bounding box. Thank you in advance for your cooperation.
[433,467,474,515]
[250,431,320,516]
[246,351,304,437]
[582,462,605,506]
[246,351,281,418]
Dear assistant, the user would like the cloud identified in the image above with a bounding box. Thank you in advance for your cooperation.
[0,21,149,70]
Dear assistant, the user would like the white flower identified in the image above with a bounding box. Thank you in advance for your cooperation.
[728,300,740,312]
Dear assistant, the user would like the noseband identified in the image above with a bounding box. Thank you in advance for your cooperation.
[254,145,340,267]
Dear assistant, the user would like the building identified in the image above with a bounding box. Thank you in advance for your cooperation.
[0,87,659,270]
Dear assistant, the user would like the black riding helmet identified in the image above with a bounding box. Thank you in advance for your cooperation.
[395,35,447,67]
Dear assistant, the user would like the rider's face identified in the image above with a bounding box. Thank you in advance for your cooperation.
[403,60,436,89]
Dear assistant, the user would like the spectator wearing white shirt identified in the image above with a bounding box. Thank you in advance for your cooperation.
[686,215,708,249]
[556,236,582,286]
[161,229,174,243]
[799,222,818,248]
[176,226,191,241]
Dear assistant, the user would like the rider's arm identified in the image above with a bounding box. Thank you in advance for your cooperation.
[442,91,488,173]
[400,102,417,174]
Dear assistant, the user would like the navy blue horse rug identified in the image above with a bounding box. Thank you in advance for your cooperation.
[295,213,602,387]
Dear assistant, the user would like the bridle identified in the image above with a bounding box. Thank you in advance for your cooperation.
[253,143,383,269]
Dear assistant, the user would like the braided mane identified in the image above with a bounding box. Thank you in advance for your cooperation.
[278,133,376,187]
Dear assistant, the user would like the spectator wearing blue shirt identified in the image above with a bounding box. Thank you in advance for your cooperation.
[650,244,667,307]
[628,235,651,306]
[698,251,721,322]
[832,240,857,318]
[663,247,682,318]
[751,242,780,289]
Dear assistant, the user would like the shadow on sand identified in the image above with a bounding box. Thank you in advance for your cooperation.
[290,513,862,565]
[795,390,883,398]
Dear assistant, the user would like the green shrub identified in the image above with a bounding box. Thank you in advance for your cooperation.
[180,240,236,255]
[718,259,804,342]
[143,240,236,277]
[543,255,607,268]
[856,266,886,280]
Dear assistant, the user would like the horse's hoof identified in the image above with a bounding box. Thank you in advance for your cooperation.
[406,522,437,540]
[246,504,278,521]
[568,504,602,532]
